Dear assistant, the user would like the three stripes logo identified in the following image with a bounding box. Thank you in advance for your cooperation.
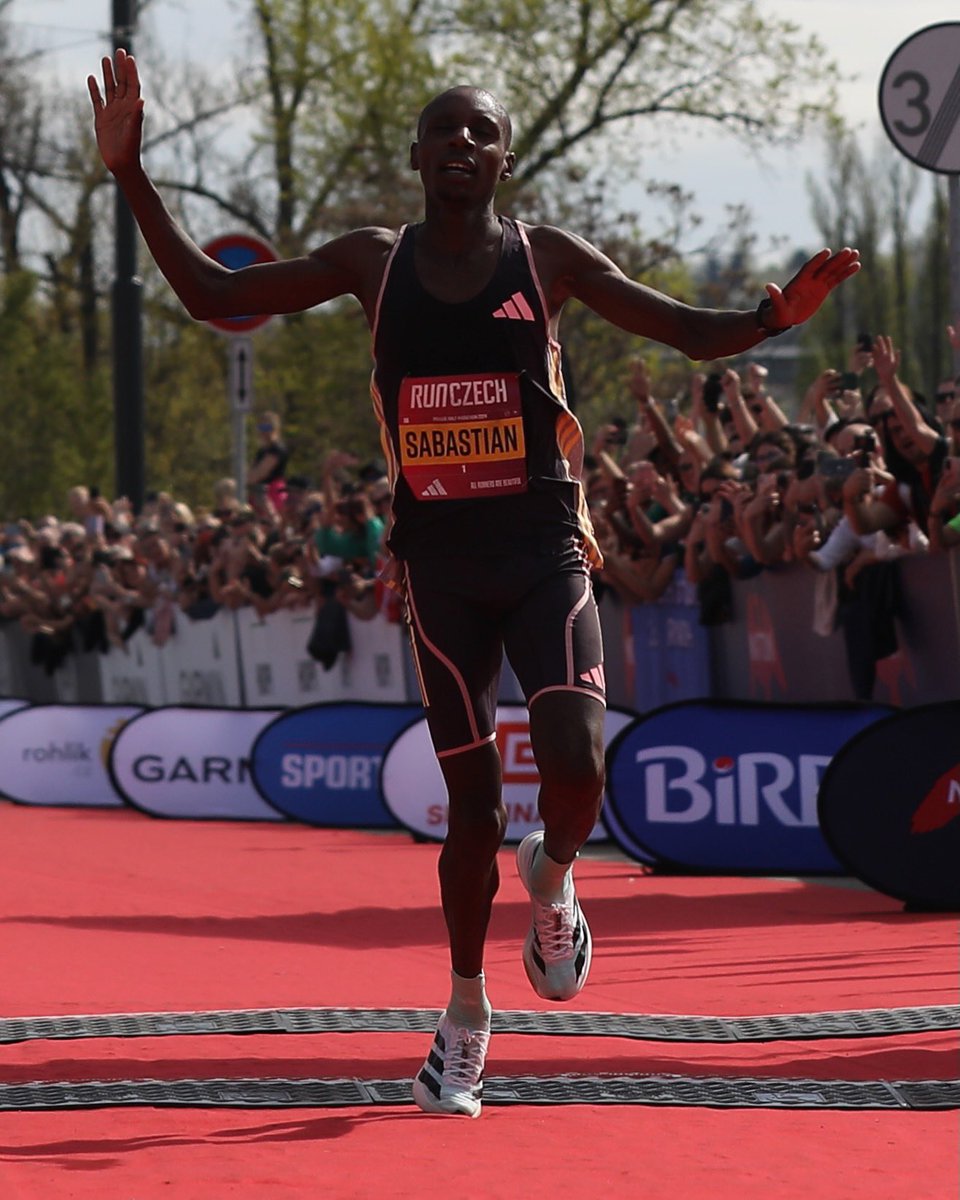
[492,291,536,322]
[421,479,448,498]
[579,664,606,691]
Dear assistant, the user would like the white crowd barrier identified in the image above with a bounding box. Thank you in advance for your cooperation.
[0,605,416,709]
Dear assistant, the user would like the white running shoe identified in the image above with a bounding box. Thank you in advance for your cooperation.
[411,1012,489,1118]
[517,830,592,1001]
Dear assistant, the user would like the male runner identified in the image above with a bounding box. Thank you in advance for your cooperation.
[89,51,860,1118]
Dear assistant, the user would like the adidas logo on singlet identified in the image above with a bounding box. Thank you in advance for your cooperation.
[422,479,449,498]
[492,291,535,322]
[579,664,605,690]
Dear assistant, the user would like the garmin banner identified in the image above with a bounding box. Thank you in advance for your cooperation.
[251,702,420,827]
[109,706,284,821]
[381,705,636,843]
[0,703,142,807]
[819,702,960,910]
[604,700,893,872]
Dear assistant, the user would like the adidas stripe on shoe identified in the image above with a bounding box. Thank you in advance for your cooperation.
[411,1012,489,1118]
[516,830,592,1001]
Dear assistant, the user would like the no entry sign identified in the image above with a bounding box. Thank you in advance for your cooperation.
[200,232,278,334]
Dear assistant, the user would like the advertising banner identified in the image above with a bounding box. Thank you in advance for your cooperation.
[0,703,142,807]
[630,572,711,712]
[0,698,29,721]
[251,702,420,827]
[605,700,893,872]
[98,627,168,705]
[237,606,409,707]
[163,609,243,706]
[0,628,21,696]
[381,705,636,843]
[819,702,960,910]
[109,706,284,820]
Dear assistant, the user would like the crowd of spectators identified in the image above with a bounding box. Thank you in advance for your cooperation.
[589,327,960,696]
[2,329,958,692]
[0,447,397,675]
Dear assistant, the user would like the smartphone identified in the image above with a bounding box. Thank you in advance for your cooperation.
[818,455,858,482]
[857,333,873,353]
[853,431,877,467]
[702,373,724,414]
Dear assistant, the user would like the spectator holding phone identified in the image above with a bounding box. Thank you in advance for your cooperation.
[860,335,948,535]
[928,455,960,552]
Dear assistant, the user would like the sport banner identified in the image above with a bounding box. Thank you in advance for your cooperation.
[251,702,420,827]
[381,704,636,843]
[109,706,285,821]
[0,703,142,807]
[605,700,893,872]
[818,702,960,910]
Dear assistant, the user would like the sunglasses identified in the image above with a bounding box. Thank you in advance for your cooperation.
[936,390,956,402]
[950,419,960,431]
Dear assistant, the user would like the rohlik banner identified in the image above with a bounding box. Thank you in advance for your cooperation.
[818,702,960,910]
[381,705,636,843]
[604,700,893,872]
[251,702,421,827]
[109,706,284,821]
[0,704,142,808]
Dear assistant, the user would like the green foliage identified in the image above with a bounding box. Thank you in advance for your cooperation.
[0,272,113,521]
[802,123,952,401]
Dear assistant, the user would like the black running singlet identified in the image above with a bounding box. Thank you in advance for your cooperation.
[370,217,600,564]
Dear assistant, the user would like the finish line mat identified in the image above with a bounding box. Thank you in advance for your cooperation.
[2,1003,958,1045]
[0,1074,956,1112]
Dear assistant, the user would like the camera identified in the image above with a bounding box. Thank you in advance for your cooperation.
[817,453,858,483]
[857,332,873,353]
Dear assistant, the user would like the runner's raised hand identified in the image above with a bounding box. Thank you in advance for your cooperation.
[87,48,144,177]
[761,247,861,331]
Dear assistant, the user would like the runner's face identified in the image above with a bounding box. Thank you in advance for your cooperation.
[412,90,514,202]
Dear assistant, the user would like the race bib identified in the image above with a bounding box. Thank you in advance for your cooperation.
[398,373,528,501]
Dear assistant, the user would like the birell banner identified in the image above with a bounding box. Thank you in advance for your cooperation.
[251,702,421,827]
[380,704,636,843]
[604,700,893,872]
[0,703,143,807]
[109,706,284,821]
[818,702,960,911]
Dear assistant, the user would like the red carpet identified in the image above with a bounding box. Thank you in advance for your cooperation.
[0,804,956,1199]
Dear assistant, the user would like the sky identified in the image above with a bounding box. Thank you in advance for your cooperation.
[7,0,959,256]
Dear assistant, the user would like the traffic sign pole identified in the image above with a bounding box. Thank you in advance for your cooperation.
[229,337,254,493]
[951,175,960,375]
[198,233,278,500]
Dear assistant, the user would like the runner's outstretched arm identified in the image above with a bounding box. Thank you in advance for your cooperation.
[534,227,860,361]
[88,49,374,320]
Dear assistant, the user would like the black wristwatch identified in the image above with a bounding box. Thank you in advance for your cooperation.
[755,297,793,338]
